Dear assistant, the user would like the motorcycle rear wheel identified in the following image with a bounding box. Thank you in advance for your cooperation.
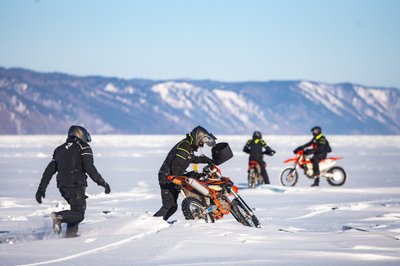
[248,169,257,188]
[181,197,214,223]
[326,166,347,186]
[230,199,260,227]
[280,167,298,186]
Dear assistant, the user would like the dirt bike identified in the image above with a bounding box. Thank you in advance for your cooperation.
[247,160,264,188]
[280,150,347,186]
[168,143,261,228]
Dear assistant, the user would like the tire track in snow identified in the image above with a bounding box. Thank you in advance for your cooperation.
[158,259,271,265]
[288,199,396,220]
[19,218,171,266]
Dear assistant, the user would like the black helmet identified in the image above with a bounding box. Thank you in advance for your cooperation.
[68,125,92,143]
[311,126,322,136]
[253,131,262,139]
[190,126,216,148]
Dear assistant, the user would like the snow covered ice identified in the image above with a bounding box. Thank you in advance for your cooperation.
[0,135,400,265]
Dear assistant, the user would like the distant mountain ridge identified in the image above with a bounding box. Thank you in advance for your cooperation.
[0,67,399,135]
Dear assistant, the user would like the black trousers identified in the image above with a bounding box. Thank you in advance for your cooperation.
[260,163,270,184]
[154,183,180,221]
[311,153,327,184]
[57,187,87,236]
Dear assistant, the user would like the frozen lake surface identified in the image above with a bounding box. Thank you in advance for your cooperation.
[0,135,399,265]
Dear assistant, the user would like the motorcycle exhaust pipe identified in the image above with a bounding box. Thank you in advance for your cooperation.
[185,178,210,196]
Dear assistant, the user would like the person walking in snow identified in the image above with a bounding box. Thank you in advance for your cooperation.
[293,126,332,187]
[243,131,276,184]
[35,125,111,237]
[154,126,216,221]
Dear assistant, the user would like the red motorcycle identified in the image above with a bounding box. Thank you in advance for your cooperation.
[247,161,264,188]
[280,150,347,186]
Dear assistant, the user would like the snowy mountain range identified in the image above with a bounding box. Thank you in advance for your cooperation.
[1,67,399,135]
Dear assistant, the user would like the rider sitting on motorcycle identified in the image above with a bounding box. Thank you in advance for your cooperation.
[154,126,216,221]
[293,126,332,187]
[243,131,276,184]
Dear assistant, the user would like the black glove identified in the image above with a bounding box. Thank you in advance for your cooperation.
[159,175,171,185]
[103,183,111,194]
[188,171,205,180]
[35,189,45,204]
[304,149,314,155]
[293,147,302,154]
[201,155,215,165]
[264,147,276,156]
[186,171,197,178]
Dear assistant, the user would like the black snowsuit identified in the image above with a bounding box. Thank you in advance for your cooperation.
[294,134,331,185]
[154,136,212,220]
[243,138,275,184]
[37,137,108,236]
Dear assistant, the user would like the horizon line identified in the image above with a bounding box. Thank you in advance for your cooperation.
[1,65,398,90]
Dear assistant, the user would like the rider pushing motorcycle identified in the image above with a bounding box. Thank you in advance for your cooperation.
[243,131,276,184]
[154,126,216,221]
[293,126,332,187]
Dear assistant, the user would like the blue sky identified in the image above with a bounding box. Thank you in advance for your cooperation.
[1,0,399,88]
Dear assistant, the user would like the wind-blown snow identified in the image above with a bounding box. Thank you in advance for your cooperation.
[299,81,347,116]
[10,95,27,114]
[298,81,399,128]
[355,86,390,111]
[0,135,399,265]
[124,86,135,94]
[104,83,119,93]
[152,82,198,109]
[213,89,250,124]
[150,82,272,132]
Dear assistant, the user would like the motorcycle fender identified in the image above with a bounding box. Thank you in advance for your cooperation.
[284,158,298,163]
[319,160,336,171]
[305,160,337,176]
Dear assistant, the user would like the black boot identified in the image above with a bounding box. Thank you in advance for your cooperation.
[51,212,63,235]
[66,225,80,238]
[311,175,320,187]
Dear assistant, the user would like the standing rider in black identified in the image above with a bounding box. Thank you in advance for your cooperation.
[154,126,216,221]
[35,125,111,237]
[243,131,276,184]
[294,126,331,187]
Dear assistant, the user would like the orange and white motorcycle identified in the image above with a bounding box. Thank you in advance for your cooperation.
[168,143,261,228]
[280,150,347,186]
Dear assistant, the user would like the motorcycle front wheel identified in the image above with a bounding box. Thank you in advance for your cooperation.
[326,166,347,186]
[182,197,214,223]
[230,199,260,228]
[280,167,298,186]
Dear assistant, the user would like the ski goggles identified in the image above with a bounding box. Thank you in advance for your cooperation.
[200,134,216,147]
